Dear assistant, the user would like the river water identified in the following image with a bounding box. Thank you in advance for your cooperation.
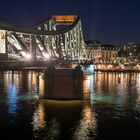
[0,71,140,140]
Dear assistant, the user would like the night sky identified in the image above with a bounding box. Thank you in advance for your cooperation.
[0,0,140,45]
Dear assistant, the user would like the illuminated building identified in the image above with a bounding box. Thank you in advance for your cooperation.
[85,40,119,67]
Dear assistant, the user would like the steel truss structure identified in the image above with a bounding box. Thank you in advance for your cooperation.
[0,15,87,62]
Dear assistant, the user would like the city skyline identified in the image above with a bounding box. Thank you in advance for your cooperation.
[0,0,140,44]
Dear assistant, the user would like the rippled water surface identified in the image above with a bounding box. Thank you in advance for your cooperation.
[0,71,140,140]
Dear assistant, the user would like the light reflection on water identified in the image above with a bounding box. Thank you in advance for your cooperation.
[7,82,17,114]
[32,100,96,140]
[32,103,46,131]
[73,105,97,140]
[0,71,140,139]
[92,72,140,106]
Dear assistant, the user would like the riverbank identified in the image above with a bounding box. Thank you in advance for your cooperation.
[94,69,140,73]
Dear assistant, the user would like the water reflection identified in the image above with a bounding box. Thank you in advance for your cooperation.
[3,71,40,115]
[7,82,17,114]
[31,100,97,140]
[0,70,140,139]
[32,103,46,131]
[74,104,97,140]
[83,75,91,99]
[47,118,60,140]
[6,71,18,115]
[39,74,45,99]
[21,71,39,93]
[3,71,39,95]
[92,72,140,107]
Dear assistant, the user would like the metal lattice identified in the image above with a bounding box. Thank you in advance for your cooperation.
[0,15,87,62]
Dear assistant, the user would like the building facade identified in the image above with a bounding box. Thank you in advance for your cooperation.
[85,41,119,64]
[85,41,140,71]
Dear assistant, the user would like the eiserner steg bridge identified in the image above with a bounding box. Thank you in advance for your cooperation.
[0,15,88,99]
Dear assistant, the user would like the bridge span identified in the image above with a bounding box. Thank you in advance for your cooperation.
[0,15,87,63]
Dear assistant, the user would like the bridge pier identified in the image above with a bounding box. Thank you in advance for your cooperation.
[39,65,83,100]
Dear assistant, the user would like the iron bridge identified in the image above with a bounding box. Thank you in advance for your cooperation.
[0,15,87,64]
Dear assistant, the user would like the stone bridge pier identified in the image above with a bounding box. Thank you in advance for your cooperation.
[39,65,83,100]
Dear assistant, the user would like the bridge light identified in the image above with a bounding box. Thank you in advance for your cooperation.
[21,51,32,60]
[44,53,50,60]
[26,53,32,59]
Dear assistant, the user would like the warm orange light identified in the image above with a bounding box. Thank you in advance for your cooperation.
[53,15,77,22]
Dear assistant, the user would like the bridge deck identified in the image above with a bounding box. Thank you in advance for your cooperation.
[0,60,77,70]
